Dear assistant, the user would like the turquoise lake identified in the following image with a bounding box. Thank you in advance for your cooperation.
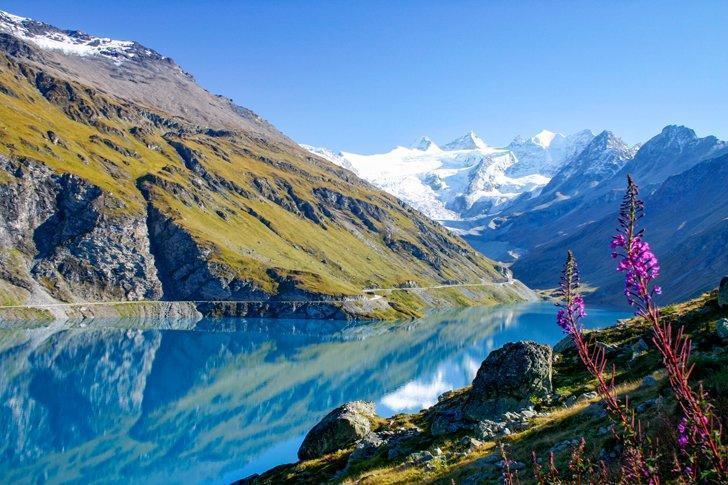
[0,302,629,484]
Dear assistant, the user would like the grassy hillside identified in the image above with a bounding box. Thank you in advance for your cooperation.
[0,39,530,318]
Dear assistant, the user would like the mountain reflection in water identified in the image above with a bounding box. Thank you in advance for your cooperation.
[0,302,628,484]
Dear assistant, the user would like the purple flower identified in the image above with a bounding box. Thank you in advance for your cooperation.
[556,251,586,335]
[611,176,661,313]
[677,417,689,449]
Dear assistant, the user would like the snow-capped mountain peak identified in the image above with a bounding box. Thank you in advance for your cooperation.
[506,128,595,178]
[411,136,440,152]
[531,129,558,148]
[301,127,596,225]
[0,10,163,64]
[443,131,488,151]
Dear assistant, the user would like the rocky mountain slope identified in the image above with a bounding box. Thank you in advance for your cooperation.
[249,287,728,483]
[0,10,531,320]
[304,129,594,222]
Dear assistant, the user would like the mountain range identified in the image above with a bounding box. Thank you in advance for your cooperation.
[0,10,531,320]
[306,126,728,305]
[304,129,595,221]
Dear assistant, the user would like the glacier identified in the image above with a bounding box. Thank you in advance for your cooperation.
[304,129,594,225]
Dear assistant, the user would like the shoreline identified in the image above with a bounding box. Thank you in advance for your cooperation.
[0,280,536,322]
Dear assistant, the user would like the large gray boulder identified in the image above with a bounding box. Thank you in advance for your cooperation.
[719,277,728,308]
[298,401,378,460]
[464,341,552,421]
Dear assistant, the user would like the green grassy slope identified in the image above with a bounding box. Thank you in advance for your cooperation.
[0,41,530,317]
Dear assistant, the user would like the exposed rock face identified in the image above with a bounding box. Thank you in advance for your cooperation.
[553,335,575,353]
[464,341,552,420]
[0,156,162,302]
[719,277,728,308]
[297,401,378,460]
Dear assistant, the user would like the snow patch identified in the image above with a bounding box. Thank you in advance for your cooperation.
[0,9,151,64]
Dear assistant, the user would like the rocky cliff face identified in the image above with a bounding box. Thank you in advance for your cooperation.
[0,156,161,303]
[0,10,531,319]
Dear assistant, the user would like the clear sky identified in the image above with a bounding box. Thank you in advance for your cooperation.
[3,0,728,153]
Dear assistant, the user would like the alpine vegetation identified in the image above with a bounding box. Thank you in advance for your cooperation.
[541,176,726,482]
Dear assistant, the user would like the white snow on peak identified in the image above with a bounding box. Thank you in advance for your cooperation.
[0,9,150,64]
[532,129,557,148]
[443,131,489,151]
[304,128,594,225]
[507,129,595,177]
[411,136,441,152]
[300,144,359,175]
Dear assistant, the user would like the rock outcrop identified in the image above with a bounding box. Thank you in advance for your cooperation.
[463,341,552,420]
[719,277,728,308]
[0,156,162,303]
[297,401,379,460]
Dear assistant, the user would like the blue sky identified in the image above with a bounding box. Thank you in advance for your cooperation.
[3,0,727,153]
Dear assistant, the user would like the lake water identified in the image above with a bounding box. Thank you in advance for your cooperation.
[0,302,628,484]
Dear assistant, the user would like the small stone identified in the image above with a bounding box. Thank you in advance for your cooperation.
[596,341,619,355]
[47,130,61,144]
[641,375,658,388]
[407,451,435,464]
[632,338,649,352]
[716,318,728,340]
[460,436,483,449]
[521,408,537,419]
[348,432,385,464]
[469,420,505,440]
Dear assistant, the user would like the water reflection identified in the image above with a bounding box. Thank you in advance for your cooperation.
[0,303,627,484]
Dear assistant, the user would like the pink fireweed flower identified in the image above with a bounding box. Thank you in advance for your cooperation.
[610,175,725,478]
[555,251,656,481]
[611,176,662,311]
[556,250,586,335]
